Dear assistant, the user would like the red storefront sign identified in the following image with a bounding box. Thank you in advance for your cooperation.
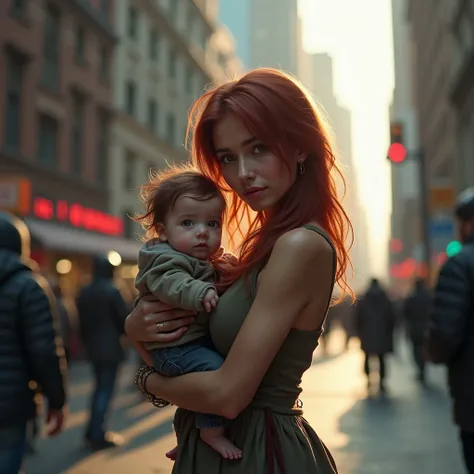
[33,197,123,236]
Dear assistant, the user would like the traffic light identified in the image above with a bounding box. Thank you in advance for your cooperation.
[387,122,407,164]
[387,143,407,163]
[446,240,462,257]
[390,122,404,144]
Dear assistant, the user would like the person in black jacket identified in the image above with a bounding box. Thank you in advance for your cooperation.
[356,278,396,393]
[77,255,129,451]
[425,187,474,473]
[403,277,431,383]
[0,212,67,473]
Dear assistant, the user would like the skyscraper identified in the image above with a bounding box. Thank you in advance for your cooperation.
[309,53,368,291]
[219,0,300,74]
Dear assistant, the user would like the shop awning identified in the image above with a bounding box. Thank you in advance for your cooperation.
[25,219,141,262]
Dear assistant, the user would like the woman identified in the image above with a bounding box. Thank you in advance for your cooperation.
[126,68,353,473]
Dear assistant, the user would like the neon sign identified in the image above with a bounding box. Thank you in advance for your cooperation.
[33,197,123,236]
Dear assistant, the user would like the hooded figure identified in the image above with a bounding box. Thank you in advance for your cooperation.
[403,278,431,382]
[0,212,66,471]
[76,254,129,450]
[356,278,396,392]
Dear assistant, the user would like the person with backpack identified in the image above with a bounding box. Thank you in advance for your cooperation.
[426,188,474,473]
[0,212,67,473]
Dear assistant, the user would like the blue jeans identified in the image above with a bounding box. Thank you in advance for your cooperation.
[86,363,119,441]
[151,337,224,429]
[0,424,27,474]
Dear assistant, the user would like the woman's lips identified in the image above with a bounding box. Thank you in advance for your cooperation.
[244,187,267,197]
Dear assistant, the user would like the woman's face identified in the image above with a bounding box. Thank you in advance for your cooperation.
[212,114,299,212]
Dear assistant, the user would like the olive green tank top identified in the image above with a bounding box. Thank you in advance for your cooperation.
[209,224,337,414]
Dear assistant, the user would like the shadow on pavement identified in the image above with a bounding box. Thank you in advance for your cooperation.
[332,385,465,474]
[24,360,175,474]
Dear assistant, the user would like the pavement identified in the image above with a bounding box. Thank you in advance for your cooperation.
[24,329,465,473]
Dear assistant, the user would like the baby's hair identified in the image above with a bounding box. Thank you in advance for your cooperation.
[134,165,226,240]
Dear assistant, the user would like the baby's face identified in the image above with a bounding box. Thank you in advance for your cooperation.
[162,195,224,260]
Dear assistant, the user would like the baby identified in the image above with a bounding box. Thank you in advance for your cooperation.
[134,168,242,460]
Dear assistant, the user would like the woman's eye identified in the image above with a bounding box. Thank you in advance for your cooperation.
[218,154,235,164]
[253,144,267,154]
[208,220,221,228]
[182,220,193,227]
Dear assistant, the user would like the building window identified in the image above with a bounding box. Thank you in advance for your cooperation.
[42,4,60,89]
[166,113,176,146]
[125,81,136,116]
[149,28,159,61]
[124,151,136,189]
[98,45,109,82]
[75,26,86,65]
[122,209,134,239]
[185,5,194,33]
[184,63,193,94]
[5,54,24,150]
[11,0,26,17]
[147,99,158,132]
[128,6,138,39]
[71,92,85,175]
[37,114,58,167]
[169,1,178,24]
[217,52,227,70]
[200,30,207,50]
[168,49,177,78]
[99,0,109,18]
[97,110,108,183]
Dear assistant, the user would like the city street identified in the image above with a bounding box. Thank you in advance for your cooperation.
[25,330,465,474]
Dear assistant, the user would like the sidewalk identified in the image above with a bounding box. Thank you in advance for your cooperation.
[25,331,465,473]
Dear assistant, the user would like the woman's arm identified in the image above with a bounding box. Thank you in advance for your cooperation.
[145,228,334,418]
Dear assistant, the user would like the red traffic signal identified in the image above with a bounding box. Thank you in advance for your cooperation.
[387,143,407,164]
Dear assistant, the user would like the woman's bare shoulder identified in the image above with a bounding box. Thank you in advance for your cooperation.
[272,225,333,265]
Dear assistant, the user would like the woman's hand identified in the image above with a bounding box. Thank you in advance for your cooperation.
[125,296,196,365]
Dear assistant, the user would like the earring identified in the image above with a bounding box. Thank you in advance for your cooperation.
[299,161,305,175]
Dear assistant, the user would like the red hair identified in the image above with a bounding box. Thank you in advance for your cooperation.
[187,68,354,300]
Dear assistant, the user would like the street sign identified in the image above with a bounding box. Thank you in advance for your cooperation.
[429,217,455,238]
[0,177,31,215]
[429,186,455,211]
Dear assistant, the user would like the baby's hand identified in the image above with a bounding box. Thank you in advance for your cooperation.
[203,288,219,312]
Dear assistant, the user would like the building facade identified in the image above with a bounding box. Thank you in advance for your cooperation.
[450,0,474,191]
[219,0,300,74]
[110,0,243,246]
[407,0,457,282]
[389,0,422,292]
[308,53,369,292]
[0,0,138,293]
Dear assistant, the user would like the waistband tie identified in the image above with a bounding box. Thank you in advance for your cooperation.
[265,408,286,474]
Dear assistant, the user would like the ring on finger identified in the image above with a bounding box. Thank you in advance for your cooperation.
[156,322,165,332]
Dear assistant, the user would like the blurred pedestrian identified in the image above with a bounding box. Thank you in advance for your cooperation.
[356,278,396,393]
[425,188,474,473]
[337,294,356,350]
[77,255,129,451]
[402,277,431,383]
[0,212,67,473]
[49,279,76,363]
[320,302,336,355]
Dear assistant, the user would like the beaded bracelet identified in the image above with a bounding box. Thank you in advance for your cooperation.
[134,364,171,408]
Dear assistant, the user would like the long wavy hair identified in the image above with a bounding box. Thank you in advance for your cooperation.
[187,68,354,300]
